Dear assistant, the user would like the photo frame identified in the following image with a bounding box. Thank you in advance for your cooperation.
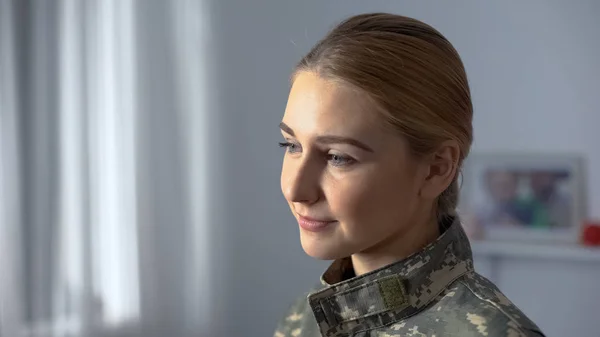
[458,153,586,244]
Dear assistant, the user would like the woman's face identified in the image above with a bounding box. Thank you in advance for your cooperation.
[280,72,430,260]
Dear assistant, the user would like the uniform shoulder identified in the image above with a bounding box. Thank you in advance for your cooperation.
[454,272,545,336]
[381,272,545,336]
[273,286,319,337]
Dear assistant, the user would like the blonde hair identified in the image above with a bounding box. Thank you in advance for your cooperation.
[294,13,473,219]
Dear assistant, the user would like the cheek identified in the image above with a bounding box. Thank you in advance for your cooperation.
[280,157,291,197]
[280,167,286,196]
[326,167,417,227]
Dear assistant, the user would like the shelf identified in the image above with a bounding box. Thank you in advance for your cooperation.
[470,240,600,262]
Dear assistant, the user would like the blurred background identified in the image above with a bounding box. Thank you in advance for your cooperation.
[1,1,599,336]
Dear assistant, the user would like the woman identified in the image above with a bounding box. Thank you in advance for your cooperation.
[274,12,544,337]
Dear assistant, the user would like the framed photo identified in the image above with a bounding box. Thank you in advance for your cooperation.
[458,153,586,244]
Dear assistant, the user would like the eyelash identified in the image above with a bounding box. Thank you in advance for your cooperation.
[278,142,355,167]
[278,142,300,153]
[327,153,354,167]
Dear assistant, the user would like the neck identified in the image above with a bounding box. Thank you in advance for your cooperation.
[351,210,440,276]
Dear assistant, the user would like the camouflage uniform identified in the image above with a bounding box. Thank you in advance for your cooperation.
[274,217,545,337]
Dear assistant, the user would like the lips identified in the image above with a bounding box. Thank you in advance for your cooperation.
[297,215,337,232]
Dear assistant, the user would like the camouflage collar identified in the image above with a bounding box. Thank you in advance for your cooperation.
[308,217,474,336]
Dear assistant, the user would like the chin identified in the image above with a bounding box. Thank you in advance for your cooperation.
[299,232,354,260]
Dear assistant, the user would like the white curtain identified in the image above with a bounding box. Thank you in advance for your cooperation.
[0,0,214,336]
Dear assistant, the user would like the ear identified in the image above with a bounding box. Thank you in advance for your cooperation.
[419,140,460,200]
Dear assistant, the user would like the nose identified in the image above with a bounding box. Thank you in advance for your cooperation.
[281,157,321,205]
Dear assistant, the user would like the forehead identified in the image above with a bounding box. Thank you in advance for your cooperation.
[283,72,386,136]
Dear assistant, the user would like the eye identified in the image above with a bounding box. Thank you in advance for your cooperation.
[328,153,355,167]
[279,141,301,154]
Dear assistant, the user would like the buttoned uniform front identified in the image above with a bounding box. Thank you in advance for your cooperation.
[274,217,545,337]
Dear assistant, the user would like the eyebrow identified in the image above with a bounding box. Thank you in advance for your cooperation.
[279,122,374,153]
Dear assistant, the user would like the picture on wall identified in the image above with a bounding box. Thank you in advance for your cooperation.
[458,153,586,244]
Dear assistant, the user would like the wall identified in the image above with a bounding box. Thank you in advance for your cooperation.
[207,1,600,336]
